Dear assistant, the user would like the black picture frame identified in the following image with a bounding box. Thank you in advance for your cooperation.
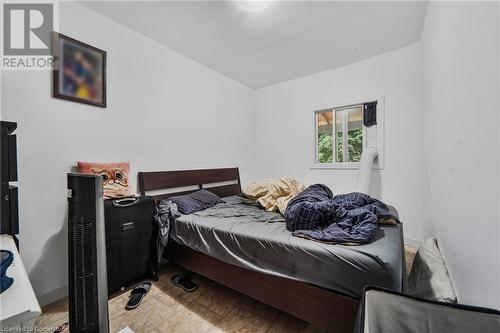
[52,32,107,108]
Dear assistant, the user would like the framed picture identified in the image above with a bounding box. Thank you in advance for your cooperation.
[52,32,107,108]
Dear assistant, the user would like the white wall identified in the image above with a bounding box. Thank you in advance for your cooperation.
[253,43,425,242]
[4,0,499,311]
[421,2,500,309]
[1,2,255,304]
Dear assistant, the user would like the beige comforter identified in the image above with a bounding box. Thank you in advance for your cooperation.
[242,177,305,215]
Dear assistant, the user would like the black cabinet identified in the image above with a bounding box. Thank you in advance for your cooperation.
[104,196,157,293]
[1,121,18,237]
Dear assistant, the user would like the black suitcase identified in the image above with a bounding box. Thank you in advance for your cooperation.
[104,196,157,293]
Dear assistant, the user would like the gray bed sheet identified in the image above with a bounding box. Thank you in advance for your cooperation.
[170,195,404,299]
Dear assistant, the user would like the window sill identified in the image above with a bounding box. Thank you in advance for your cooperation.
[311,163,360,170]
[311,163,384,170]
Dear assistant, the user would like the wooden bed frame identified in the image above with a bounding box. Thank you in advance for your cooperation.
[138,167,360,333]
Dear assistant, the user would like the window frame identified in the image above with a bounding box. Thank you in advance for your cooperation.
[312,96,384,170]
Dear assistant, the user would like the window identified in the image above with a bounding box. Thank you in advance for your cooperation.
[316,104,364,164]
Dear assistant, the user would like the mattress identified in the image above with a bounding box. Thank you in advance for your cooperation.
[169,195,404,299]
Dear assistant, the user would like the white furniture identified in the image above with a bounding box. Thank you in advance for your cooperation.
[0,235,41,328]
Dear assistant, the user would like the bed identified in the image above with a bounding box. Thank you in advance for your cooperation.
[138,167,405,333]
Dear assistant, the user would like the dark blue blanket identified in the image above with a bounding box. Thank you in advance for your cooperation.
[285,185,396,244]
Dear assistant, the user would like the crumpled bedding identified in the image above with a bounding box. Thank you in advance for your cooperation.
[285,184,398,244]
[242,177,305,215]
[193,201,285,223]
[155,200,180,263]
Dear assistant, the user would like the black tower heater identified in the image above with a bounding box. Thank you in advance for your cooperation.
[67,174,109,333]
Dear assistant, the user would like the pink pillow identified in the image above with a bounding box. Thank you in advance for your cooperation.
[78,161,131,199]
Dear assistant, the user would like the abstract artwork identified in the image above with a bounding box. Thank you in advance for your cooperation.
[53,33,106,108]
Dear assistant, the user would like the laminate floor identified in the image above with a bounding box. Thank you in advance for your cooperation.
[28,245,418,333]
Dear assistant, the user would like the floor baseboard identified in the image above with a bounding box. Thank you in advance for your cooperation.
[37,286,68,307]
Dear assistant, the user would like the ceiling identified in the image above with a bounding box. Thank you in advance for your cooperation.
[80,1,428,89]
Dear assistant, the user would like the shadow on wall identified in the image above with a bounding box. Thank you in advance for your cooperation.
[370,170,382,199]
[30,167,80,306]
[29,214,68,306]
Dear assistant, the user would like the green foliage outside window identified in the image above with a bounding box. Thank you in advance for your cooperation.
[348,129,363,162]
[318,133,333,163]
[318,128,362,163]
[336,131,343,162]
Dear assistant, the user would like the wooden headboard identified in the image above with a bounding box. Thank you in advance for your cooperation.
[138,167,241,202]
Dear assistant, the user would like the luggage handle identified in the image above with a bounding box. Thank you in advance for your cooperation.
[122,222,135,231]
[112,197,140,208]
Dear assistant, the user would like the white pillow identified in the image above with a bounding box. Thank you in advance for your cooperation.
[407,238,457,303]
